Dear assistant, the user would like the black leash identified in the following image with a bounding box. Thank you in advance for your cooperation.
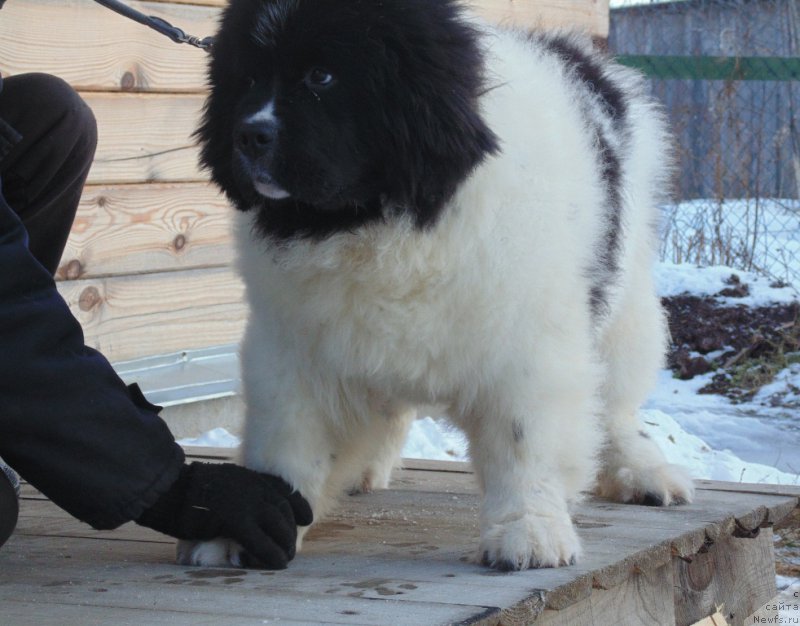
[93,0,214,52]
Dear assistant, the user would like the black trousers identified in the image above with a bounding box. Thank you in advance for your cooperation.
[0,73,97,275]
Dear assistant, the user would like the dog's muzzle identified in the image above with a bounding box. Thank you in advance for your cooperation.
[234,119,291,200]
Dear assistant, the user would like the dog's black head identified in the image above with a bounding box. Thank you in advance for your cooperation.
[197,0,499,240]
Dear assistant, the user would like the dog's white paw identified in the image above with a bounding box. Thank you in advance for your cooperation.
[176,539,246,567]
[479,508,581,570]
[597,462,695,506]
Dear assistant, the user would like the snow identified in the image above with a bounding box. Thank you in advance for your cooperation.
[641,408,798,485]
[646,368,800,476]
[401,416,469,462]
[178,427,242,448]
[178,419,471,463]
[655,262,799,307]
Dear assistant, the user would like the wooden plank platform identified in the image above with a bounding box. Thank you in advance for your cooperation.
[1,450,797,626]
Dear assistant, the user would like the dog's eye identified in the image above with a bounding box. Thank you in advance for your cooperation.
[304,68,335,90]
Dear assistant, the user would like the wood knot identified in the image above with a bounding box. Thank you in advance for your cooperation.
[78,286,102,312]
[64,260,84,280]
[733,521,761,539]
[173,234,187,251]
[96,195,107,208]
[121,71,136,91]
[685,550,715,591]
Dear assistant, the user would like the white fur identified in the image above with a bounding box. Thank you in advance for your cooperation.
[246,100,277,125]
[180,26,694,569]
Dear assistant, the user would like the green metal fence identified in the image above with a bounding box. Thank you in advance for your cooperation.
[610,0,800,288]
[617,55,800,81]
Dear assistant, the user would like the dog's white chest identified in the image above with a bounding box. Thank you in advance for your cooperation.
[237,213,500,401]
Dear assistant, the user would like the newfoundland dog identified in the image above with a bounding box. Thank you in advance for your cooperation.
[180,0,694,570]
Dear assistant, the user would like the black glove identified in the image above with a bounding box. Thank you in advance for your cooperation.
[136,462,313,569]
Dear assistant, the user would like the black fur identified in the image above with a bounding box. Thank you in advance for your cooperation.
[512,420,524,443]
[541,36,627,122]
[641,492,664,507]
[590,130,623,314]
[197,0,499,241]
[540,34,628,315]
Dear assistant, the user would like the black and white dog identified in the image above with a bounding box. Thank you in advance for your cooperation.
[182,0,694,570]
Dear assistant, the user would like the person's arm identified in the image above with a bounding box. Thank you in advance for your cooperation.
[0,191,184,528]
[0,191,310,567]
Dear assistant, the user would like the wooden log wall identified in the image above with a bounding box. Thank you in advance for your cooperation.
[0,0,608,363]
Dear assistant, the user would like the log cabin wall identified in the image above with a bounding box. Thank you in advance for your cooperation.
[0,0,609,364]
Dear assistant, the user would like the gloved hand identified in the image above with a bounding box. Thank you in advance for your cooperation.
[136,462,312,569]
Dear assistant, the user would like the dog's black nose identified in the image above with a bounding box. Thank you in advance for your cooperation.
[235,120,277,161]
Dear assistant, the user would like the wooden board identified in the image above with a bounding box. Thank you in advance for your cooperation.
[534,563,676,626]
[85,93,206,185]
[56,267,246,362]
[0,0,215,93]
[4,455,797,626]
[472,0,610,37]
[57,182,233,280]
[673,532,776,626]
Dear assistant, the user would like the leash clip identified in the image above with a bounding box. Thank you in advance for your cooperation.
[92,0,214,53]
[146,16,214,52]
[184,35,215,52]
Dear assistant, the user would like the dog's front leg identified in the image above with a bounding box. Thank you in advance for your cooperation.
[176,409,334,569]
[175,410,333,569]
[177,349,336,568]
[473,436,580,570]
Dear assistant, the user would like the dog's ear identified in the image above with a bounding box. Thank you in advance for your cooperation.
[194,0,265,211]
[398,80,499,228]
[373,1,500,227]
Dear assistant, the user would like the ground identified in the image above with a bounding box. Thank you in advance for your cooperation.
[663,276,799,406]
[661,273,800,583]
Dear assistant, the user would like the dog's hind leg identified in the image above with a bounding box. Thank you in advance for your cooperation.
[346,406,416,494]
[596,277,695,507]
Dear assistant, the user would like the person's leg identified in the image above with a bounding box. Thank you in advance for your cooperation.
[0,73,97,275]
[0,456,20,549]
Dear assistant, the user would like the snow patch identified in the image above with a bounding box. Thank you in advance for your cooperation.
[178,427,241,448]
